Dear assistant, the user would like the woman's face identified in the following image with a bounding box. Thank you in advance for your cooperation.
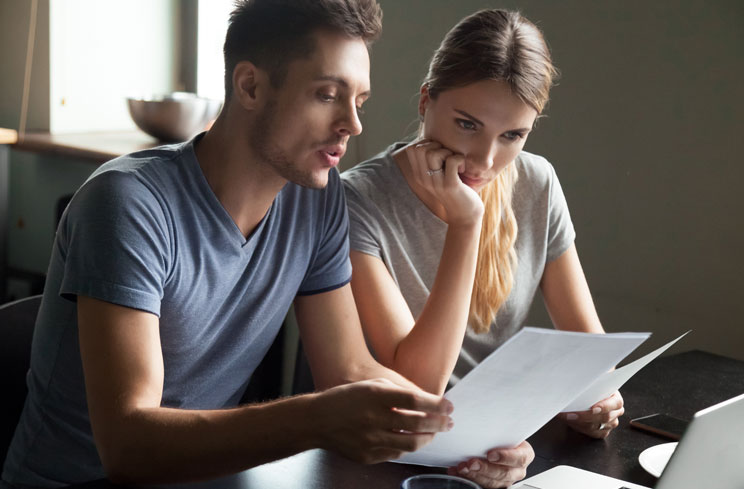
[419,79,538,192]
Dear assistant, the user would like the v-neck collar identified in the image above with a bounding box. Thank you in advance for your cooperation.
[183,135,276,250]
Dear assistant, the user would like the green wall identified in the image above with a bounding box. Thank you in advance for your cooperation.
[7,151,94,275]
[360,0,744,360]
[2,0,743,360]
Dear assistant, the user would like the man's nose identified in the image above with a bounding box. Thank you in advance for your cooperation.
[336,102,363,137]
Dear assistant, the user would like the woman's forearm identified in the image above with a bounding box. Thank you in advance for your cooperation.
[392,221,482,394]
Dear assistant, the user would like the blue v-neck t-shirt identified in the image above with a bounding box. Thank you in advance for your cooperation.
[3,134,351,487]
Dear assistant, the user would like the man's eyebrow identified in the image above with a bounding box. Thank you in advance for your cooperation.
[315,75,371,97]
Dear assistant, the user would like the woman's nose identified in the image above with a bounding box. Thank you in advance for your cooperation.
[467,143,498,171]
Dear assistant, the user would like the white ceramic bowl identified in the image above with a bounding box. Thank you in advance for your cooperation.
[127,92,222,142]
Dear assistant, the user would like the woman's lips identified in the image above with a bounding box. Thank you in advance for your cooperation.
[458,174,484,188]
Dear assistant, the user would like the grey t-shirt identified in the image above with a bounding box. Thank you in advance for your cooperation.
[342,143,575,385]
[3,135,351,488]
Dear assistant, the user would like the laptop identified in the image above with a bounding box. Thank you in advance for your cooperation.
[511,393,744,489]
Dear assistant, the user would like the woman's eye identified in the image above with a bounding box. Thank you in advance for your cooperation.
[502,131,523,142]
[456,118,477,131]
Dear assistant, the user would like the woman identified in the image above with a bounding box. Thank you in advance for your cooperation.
[341,9,624,488]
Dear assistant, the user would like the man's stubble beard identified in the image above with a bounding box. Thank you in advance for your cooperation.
[250,99,327,190]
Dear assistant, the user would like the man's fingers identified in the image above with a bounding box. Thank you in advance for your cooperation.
[379,386,453,415]
[363,443,430,465]
[365,429,440,457]
[387,408,453,434]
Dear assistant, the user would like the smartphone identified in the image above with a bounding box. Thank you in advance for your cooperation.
[630,413,688,440]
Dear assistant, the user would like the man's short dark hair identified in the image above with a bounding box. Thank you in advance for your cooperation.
[223,0,383,99]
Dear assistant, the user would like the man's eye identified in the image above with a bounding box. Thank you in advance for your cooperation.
[456,118,476,131]
[319,93,336,102]
[356,105,365,116]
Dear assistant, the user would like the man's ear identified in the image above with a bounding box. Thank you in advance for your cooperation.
[232,61,269,110]
[418,84,431,120]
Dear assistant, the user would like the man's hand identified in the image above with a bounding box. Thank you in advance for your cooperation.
[557,391,624,439]
[311,379,454,464]
[447,440,534,488]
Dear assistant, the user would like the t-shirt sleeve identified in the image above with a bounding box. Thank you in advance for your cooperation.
[342,177,383,259]
[545,164,576,262]
[58,170,170,316]
[296,169,352,295]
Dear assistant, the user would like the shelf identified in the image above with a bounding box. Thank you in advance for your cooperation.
[11,130,163,163]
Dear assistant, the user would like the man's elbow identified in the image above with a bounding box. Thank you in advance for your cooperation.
[95,428,160,485]
[97,439,140,484]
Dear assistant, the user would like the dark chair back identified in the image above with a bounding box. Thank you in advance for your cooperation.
[0,294,41,466]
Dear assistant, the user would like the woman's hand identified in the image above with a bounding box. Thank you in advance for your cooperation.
[447,440,534,488]
[404,139,484,226]
[557,391,625,439]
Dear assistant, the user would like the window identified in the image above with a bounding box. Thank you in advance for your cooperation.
[196,0,234,101]
[49,0,176,132]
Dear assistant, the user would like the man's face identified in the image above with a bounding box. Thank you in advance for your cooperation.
[251,30,370,189]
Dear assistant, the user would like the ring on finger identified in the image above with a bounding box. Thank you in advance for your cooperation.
[426,168,444,176]
[598,422,609,430]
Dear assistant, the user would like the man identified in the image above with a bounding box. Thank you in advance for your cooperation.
[1,1,453,487]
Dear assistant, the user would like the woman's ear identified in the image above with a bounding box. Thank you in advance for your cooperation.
[418,84,431,120]
[232,61,268,111]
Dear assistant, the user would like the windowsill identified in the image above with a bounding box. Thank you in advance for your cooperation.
[11,130,163,164]
[0,128,18,145]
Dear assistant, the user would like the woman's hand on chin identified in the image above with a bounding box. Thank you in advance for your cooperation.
[404,139,484,226]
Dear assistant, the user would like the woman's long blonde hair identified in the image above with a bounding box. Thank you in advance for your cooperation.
[422,10,557,333]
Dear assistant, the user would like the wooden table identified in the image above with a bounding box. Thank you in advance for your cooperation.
[64,350,744,489]
[526,350,744,487]
[0,130,160,302]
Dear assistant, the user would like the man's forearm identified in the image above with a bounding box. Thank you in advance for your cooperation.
[99,380,453,485]
[98,393,321,485]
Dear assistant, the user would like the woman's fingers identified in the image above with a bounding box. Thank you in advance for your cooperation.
[449,442,534,488]
[403,139,483,225]
[559,391,625,438]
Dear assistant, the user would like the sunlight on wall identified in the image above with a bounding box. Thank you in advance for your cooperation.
[197,0,233,101]
[49,0,175,133]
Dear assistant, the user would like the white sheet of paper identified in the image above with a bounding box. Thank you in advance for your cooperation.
[561,331,690,412]
[396,327,650,467]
